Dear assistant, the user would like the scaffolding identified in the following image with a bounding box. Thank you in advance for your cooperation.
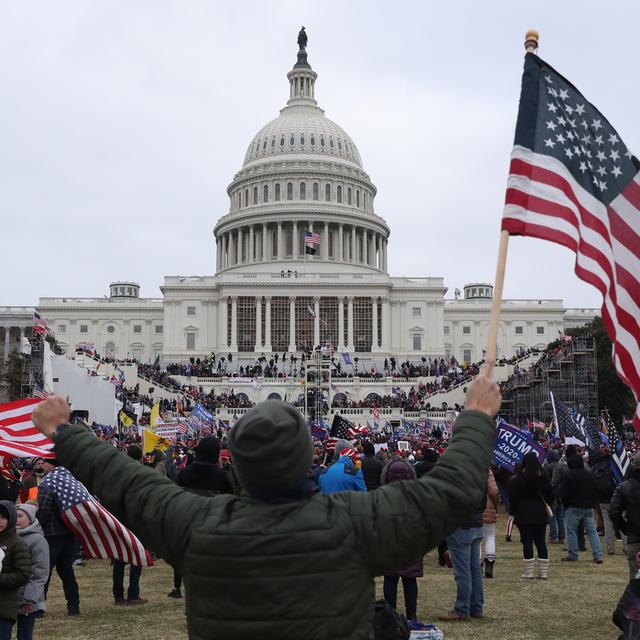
[304,350,332,423]
[500,336,598,426]
[20,334,44,399]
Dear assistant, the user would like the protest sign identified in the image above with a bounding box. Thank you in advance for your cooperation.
[397,440,410,451]
[493,418,547,472]
[155,422,179,438]
[374,443,388,454]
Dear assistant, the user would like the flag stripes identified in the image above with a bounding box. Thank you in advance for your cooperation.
[0,399,54,451]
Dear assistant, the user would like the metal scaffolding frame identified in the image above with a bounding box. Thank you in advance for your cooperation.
[304,350,332,423]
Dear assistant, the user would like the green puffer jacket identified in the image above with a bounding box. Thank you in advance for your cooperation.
[54,410,495,640]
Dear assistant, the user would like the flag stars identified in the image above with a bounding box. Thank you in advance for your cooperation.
[548,103,558,113]
[546,120,557,131]
[545,75,554,83]
[544,138,556,149]
[610,149,620,161]
[558,88,570,100]
[564,148,575,159]
[580,120,589,130]
[578,161,588,173]
[556,133,566,144]
[566,130,576,142]
[599,181,607,191]
[565,104,574,115]
[612,166,622,178]
[596,150,607,161]
[557,116,567,126]
[575,104,586,115]
[581,135,591,145]
[594,135,604,146]
[596,166,607,177]
[592,119,602,131]
[548,86,558,97]
[609,133,619,145]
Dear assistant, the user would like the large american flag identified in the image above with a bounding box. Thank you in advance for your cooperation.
[304,230,321,247]
[0,399,55,458]
[43,467,153,567]
[502,53,640,431]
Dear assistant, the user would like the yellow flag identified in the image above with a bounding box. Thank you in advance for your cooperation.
[150,403,161,428]
[143,429,170,454]
[118,410,134,428]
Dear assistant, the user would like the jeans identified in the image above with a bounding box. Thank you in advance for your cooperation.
[383,575,418,620]
[549,503,565,541]
[0,618,12,640]
[112,560,142,601]
[481,523,496,560]
[599,503,616,554]
[517,523,548,559]
[17,613,38,640]
[565,507,603,560]
[45,534,80,612]
[447,527,484,617]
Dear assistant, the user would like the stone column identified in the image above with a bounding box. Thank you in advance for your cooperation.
[347,297,355,351]
[238,227,244,264]
[277,222,283,260]
[4,328,10,359]
[371,297,378,351]
[338,223,344,261]
[288,296,296,352]
[262,223,268,261]
[313,297,320,347]
[323,222,329,259]
[248,226,254,263]
[338,297,345,350]
[254,297,262,351]
[264,297,272,351]
[351,227,356,262]
[230,297,238,351]
[381,297,391,351]
[292,221,298,258]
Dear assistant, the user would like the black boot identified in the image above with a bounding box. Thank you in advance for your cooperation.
[484,559,495,578]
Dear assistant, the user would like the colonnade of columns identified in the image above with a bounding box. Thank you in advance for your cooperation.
[0,326,27,360]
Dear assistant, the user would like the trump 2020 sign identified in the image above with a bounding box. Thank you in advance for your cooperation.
[493,419,547,473]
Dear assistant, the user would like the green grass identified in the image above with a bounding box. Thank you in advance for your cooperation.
[40,515,626,639]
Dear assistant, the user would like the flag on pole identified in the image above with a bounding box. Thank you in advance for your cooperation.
[501,52,640,431]
[555,400,589,446]
[118,410,134,429]
[149,403,161,428]
[142,429,170,454]
[304,230,320,255]
[41,467,153,566]
[329,414,353,440]
[32,312,48,336]
[603,411,630,483]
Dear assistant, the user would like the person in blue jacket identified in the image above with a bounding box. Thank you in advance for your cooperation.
[319,448,367,493]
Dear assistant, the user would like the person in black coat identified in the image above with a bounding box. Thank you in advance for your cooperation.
[508,452,554,579]
[359,441,383,491]
[589,449,617,555]
[562,455,603,563]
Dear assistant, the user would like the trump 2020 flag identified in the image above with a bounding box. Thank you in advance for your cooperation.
[41,467,153,567]
[502,53,640,431]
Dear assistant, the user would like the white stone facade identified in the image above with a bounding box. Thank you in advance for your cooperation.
[1,42,599,366]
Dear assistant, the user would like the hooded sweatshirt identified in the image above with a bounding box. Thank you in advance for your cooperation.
[16,511,49,613]
[0,501,31,621]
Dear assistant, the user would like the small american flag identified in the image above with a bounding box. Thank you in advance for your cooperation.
[347,424,369,439]
[43,467,153,567]
[32,312,48,336]
[502,52,640,431]
[304,230,320,255]
[33,387,50,400]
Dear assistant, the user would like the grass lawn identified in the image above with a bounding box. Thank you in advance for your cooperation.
[40,515,626,639]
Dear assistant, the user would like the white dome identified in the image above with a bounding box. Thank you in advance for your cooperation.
[243,105,363,169]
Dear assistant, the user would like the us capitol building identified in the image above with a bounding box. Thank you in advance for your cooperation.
[1,35,597,367]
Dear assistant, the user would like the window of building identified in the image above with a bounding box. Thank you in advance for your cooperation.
[537,326,544,335]
[319,297,338,346]
[337,185,342,203]
[187,306,196,316]
[272,230,278,258]
[328,230,334,258]
[325,184,331,201]
[463,348,472,363]
[186,332,196,351]
[287,182,293,200]
[58,324,66,334]
[244,189,249,207]
[515,326,524,335]
[253,186,258,204]
[462,326,471,334]
[285,226,293,257]
[310,135,315,146]
[106,325,114,334]
[313,183,319,200]
[80,325,88,334]
[412,334,422,351]
[412,307,421,317]
[300,135,305,146]
[329,137,334,148]
[263,185,269,202]
[237,297,256,352]
[356,190,360,207]
[353,297,373,352]
[271,297,289,351]
[275,183,281,201]
[444,325,450,335]
[133,325,142,334]
[155,325,163,334]
[300,182,306,200]
[132,345,142,361]
[295,297,314,350]
[289,135,295,146]
[270,137,275,148]
[280,136,285,147]
[320,136,325,147]
[347,187,352,205]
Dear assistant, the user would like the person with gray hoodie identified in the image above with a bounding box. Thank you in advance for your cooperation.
[15,504,49,640]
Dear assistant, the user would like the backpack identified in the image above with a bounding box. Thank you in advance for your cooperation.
[373,599,410,640]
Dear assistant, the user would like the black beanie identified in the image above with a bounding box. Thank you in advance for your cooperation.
[228,400,313,493]
[362,441,375,456]
[195,436,220,462]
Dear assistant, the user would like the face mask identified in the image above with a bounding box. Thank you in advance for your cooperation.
[34,469,44,476]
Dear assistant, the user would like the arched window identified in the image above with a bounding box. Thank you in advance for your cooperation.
[310,135,315,146]
[280,136,285,147]
[290,135,295,146]
[253,186,258,204]
[237,192,241,209]
[275,183,281,201]
[244,189,249,207]
[347,187,352,205]
[320,136,325,147]
[313,183,319,200]
[263,185,269,202]
[329,137,334,148]
[300,135,305,146]
[356,190,360,207]
[338,140,342,151]
[363,192,367,209]
[300,182,306,200]
[287,182,293,200]
[325,184,331,201]
[262,140,267,150]
[337,185,342,203]
[270,137,275,148]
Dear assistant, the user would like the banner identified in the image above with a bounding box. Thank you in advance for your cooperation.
[142,429,171,453]
[155,422,179,438]
[493,419,547,473]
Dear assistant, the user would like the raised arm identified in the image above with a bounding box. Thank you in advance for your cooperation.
[32,398,213,567]
[336,371,499,576]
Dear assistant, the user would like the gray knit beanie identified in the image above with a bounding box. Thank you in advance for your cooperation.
[16,503,37,524]
[228,400,313,493]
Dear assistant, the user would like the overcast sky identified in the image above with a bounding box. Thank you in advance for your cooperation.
[1,1,637,308]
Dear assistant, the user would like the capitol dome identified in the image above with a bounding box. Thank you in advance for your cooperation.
[213,36,389,276]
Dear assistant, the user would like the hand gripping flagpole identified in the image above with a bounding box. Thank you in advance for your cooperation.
[484,29,539,371]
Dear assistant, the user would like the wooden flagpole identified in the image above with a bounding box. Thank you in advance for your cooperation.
[484,29,539,371]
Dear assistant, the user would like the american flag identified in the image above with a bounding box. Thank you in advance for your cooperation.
[555,400,589,446]
[603,411,630,483]
[304,230,320,255]
[33,386,50,400]
[42,467,153,567]
[0,399,55,456]
[347,423,369,439]
[502,52,640,431]
[32,311,48,336]
[330,414,353,439]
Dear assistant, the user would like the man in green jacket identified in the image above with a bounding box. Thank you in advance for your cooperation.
[32,370,501,640]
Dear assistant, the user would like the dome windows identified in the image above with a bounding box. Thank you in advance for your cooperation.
[263,185,269,202]
[320,136,325,147]
[244,189,249,207]
[271,137,275,148]
[280,136,285,147]
[290,135,295,146]
[338,140,342,151]
[287,182,293,200]
[310,135,315,146]
[356,190,360,207]
[275,183,281,201]
[300,182,306,200]
[262,140,267,150]
[313,183,319,200]
[253,186,258,204]
[329,137,334,148]
[337,185,343,203]
[347,187,352,205]
[325,184,331,201]
[300,135,305,146]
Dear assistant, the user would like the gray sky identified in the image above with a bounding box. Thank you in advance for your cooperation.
[1,1,637,307]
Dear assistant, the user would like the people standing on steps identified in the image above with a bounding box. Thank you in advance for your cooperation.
[481,469,499,578]
[508,452,554,579]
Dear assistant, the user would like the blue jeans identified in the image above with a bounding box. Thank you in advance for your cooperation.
[447,527,484,617]
[0,618,13,640]
[112,560,142,601]
[565,507,602,560]
[17,613,38,640]
[549,503,565,541]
